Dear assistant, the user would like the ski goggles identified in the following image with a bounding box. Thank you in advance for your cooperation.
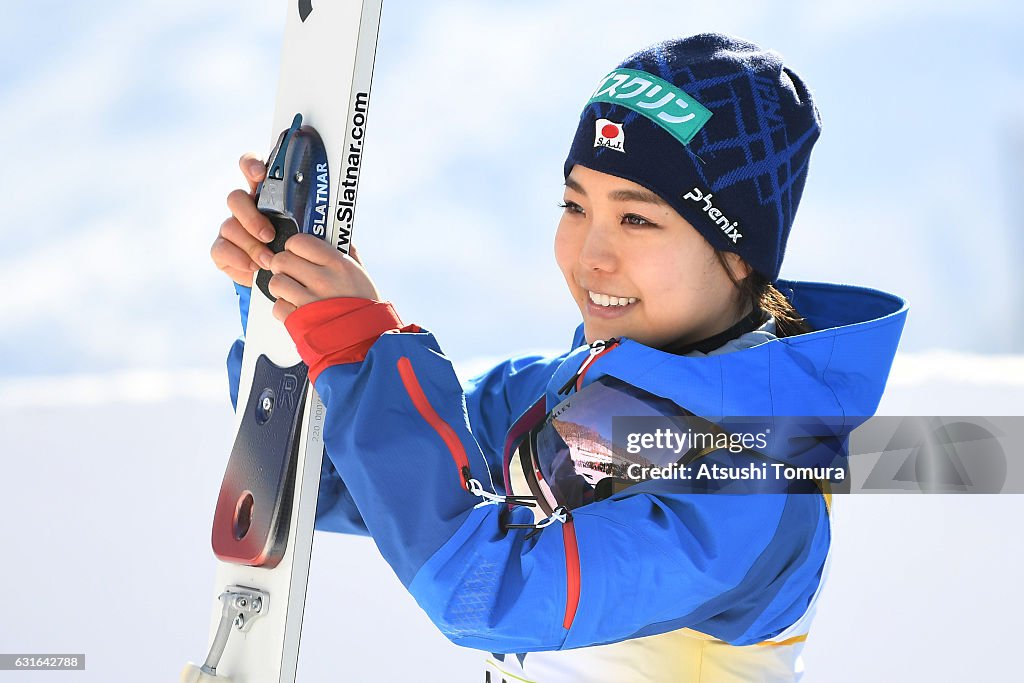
[506,376,847,518]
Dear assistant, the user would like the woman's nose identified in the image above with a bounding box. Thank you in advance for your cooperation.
[578,222,618,272]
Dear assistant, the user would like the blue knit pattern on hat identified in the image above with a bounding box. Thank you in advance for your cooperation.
[564,34,821,281]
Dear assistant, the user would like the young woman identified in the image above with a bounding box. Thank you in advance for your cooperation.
[212,33,907,683]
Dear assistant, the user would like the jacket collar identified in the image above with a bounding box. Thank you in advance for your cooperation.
[558,279,908,424]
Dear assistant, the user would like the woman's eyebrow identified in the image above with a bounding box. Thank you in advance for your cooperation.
[564,177,667,206]
[609,188,667,206]
[564,177,588,195]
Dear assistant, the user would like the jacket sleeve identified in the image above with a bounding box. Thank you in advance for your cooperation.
[283,297,832,653]
[225,283,251,412]
[225,283,370,536]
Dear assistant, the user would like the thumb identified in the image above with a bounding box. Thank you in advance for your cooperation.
[239,152,267,196]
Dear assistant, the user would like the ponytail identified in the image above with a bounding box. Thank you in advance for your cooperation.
[714,252,812,338]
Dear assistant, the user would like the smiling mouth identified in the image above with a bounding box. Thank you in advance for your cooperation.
[587,290,639,308]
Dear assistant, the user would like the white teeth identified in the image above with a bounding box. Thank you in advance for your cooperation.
[588,291,638,307]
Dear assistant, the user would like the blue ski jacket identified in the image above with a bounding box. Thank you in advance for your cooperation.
[227,279,906,653]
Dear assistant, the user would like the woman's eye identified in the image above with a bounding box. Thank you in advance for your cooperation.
[558,201,584,215]
[623,213,654,226]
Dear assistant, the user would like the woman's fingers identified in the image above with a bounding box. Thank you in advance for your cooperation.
[219,216,275,269]
[210,152,273,288]
[269,249,325,290]
[223,265,257,287]
[211,233,260,273]
[268,273,315,313]
[282,232,338,266]
[209,235,258,287]
[272,297,298,323]
[239,153,267,195]
[227,189,276,244]
[268,235,380,301]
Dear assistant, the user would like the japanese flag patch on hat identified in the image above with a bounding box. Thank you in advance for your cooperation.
[594,118,625,153]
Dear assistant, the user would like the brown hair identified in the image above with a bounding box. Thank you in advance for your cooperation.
[714,252,813,338]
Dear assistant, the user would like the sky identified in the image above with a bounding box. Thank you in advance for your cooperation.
[0,0,1023,380]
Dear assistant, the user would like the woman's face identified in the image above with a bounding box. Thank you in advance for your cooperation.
[555,164,750,348]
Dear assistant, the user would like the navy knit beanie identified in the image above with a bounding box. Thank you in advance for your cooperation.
[564,33,821,281]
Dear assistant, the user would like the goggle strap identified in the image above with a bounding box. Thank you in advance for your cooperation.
[502,507,572,535]
[467,478,538,509]
[504,496,539,507]
[523,507,572,540]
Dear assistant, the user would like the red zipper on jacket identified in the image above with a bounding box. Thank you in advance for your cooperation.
[562,520,581,630]
[396,356,471,490]
[555,340,619,631]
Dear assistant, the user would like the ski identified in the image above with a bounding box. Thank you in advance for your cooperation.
[182,1,383,681]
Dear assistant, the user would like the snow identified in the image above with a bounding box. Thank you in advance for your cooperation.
[0,353,1021,681]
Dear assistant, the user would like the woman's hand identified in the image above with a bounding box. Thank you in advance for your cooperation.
[267,234,380,322]
[210,153,277,287]
[210,152,380,322]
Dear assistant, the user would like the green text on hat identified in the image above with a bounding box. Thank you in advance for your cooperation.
[587,68,713,146]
